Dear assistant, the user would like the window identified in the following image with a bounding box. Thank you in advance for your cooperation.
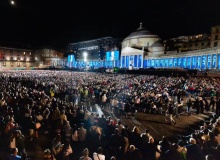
[214,42,218,47]
[201,42,204,46]
[216,28,219,33]
[195,43,198,46]
[189,44,192,47]
[207,42,210,46]
[215,35,218,40]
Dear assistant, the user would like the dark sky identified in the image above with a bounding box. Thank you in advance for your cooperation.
[0,0,220,49]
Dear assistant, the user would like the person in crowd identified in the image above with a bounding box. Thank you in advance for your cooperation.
[144,137,158,160]
[116,120,125,135]
[216,97,220,116]
[158,136,171,157]
[9,148,22,160]
[177,140,187,160]
[110,128,122,159]
[89,122,102,149]
[140,129,152,151]
[210,96,216,111]
[15,130,26,157]
[130,126,141,149]
[64,121,72,141]
[110,156,116,160]
[44,149,56,160]
[61,139,73,160]
[161,143,182,160]
[93,147,105,160]
[165,102,176,125]
[79,148,92,160]
[51,134,63,157]
[186,138,204,160]
[120,128,129,160]
[205,154,216,160]
[125,145,142,160]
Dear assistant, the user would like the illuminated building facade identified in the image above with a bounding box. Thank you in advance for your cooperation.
[121,23,165,69]
[120,24,220,70]
[0,46,64,70]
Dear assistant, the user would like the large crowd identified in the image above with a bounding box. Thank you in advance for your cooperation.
[0,70,220,160]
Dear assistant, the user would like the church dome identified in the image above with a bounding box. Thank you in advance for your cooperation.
[124,22,159,40]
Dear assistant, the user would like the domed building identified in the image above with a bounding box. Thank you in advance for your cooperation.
[121,22,164,69]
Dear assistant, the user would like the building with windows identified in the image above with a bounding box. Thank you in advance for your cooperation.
[164,34,211,53]
[35,47,65,68]
[210,25,220,48]
[0,46,64,70]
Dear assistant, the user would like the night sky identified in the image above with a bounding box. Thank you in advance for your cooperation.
[0,0,220,49]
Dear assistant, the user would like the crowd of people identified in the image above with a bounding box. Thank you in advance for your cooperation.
[0,70,219,160]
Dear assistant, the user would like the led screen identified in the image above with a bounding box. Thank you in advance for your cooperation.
[173,58,177,67]
[67,55,75,63]
[156,59,159,68]
[202,55,206,70]
[212,54,216,69]
[207,55,211,69]
[192,56,196,69]
[182,57,186,68]
[67,55,76,67]
[197,56,201,69]
[160,59,164,67]
[106,50,119,61]
[151,59,155,67]
[126,56,129,68]
[109,61,113,67]
[122,56,125,67]
[164,59,168,68]
[187,57,191,69]
[138,55,142,67]
[178,58,182,67]
[134,55,137,67]
[147,59,151,68]
[144,60,147,68]
[169,58,173,68]
[218,54,220,69]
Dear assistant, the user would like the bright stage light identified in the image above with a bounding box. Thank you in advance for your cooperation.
[83,52,87,58]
